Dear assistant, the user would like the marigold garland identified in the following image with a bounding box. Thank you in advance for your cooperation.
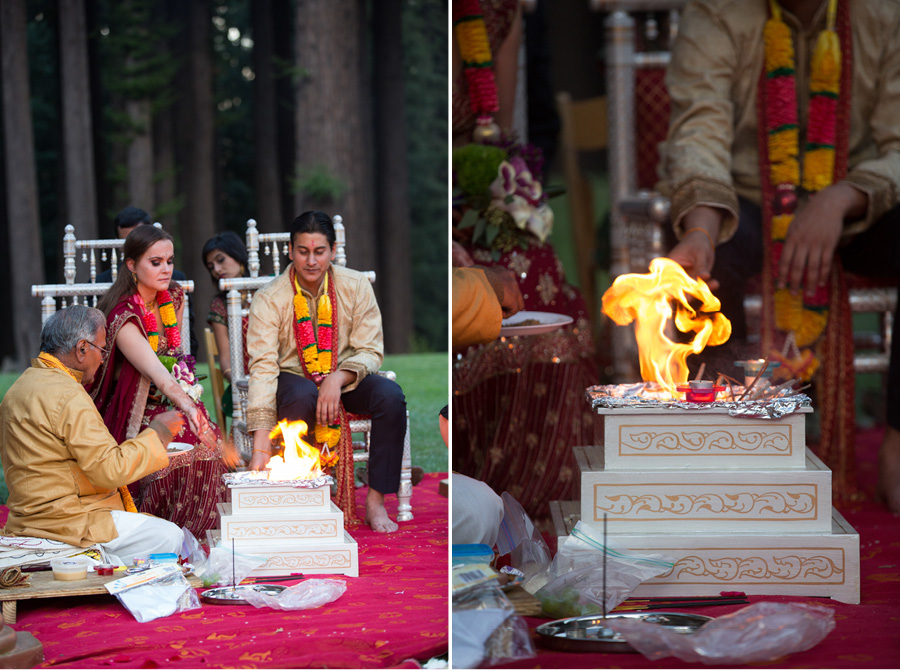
[37,352,138,513]
[763,0,840,377]
[292,269,340,451]
[135,290,180,353]
[454,0,500,138]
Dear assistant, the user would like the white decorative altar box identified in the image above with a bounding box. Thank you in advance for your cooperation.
[226,484,331,514]
[214,477,359,577]
[207,529,359,578]
[217,501,345,545]
[594,405,811,470]
[550,500,859,604]
[576,446,833,534]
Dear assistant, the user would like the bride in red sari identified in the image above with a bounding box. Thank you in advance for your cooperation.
[91,225,231,538]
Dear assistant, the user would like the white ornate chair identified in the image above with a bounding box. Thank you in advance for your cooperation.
[220,216,413,522]
[592,0,896,381]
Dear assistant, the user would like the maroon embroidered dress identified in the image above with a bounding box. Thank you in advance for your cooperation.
[91,286,227,538]
[452,245,601,525]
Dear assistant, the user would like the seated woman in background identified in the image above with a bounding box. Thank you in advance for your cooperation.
[203,232,250,421]
[91,225,233,537]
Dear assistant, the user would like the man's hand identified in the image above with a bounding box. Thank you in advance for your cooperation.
[481,266,525,318]
[667,206,722,290]
[151,410,185,442]
[778,183,867,293]
[248,430,272,471]
[317,370,355,426]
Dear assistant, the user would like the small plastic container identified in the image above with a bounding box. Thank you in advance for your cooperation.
[51,557,89,581]
[96,563,115,576]
[676,380,725,403]
[451,543,494,567]
[149,553,179,564]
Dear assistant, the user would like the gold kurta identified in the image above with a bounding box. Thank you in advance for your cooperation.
[659,0,900,241]
[452,268,502,349]
[0,359,169,546]
[246,264,384,433]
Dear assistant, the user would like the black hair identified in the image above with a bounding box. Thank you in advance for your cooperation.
[114,206,151,230]
[290,211,336,248]
[202,231,250,288]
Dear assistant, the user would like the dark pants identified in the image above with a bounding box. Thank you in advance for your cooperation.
[705,197,900,429]
[276,372,407,493]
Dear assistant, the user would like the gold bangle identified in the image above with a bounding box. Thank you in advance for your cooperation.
[684,226,716,249]
[252,448,270,455]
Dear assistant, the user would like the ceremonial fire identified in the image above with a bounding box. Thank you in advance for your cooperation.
[266,419,324,480]
[602,257,731,396]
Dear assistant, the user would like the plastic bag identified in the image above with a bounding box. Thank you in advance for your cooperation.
[534,521,675,618]
[605,601,836,665]
[180,528,205,569]
[452,584,536,668]
[241,579,347,610]
[194,542,267,587]
[496,493,551,589]
[115,567,201,623]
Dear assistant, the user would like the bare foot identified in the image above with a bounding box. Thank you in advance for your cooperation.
[877,427,900,515]
[365,489,398,533]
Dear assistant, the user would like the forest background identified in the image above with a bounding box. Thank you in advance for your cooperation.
[0,0,448,369]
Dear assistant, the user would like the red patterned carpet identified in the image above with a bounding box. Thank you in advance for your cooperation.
[492,429,900,669]
[2,474,448,669]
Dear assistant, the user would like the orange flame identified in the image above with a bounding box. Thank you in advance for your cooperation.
[602,257,731,394]
[267,419,323,480]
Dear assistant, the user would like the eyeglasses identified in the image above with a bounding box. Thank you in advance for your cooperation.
[85,340,111,360]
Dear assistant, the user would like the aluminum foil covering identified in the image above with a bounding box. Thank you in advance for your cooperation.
[222,471,334,488]
[585,383,811,419]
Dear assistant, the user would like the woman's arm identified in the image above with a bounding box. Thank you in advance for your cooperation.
[115,321,215,448]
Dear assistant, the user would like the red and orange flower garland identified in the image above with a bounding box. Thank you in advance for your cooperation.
[762,0,840,380]
[292,269,340,462]
[135,290,180,353]
[454,0,498,131]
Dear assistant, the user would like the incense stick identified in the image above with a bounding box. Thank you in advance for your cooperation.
[613,598,748,611]
[693,362,706,382]
[622,591,746,605]
[602,513,607,620]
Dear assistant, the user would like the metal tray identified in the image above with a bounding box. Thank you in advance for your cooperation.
[536,611,712,653]
[200,584,286,605]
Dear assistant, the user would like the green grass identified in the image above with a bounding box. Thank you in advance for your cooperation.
[0,352,449,504]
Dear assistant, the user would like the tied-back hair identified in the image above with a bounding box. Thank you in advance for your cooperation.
[97,224,177,315]
[290,211,336,248]
[40,304,106,355]
[202,231,250,293]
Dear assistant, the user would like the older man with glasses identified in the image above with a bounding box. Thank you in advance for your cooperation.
[0,305,186,563]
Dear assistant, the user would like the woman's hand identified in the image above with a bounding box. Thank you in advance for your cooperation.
[248,430,272,471]
[452,241,474,268]
[219,438,242,470]
[185,405,217,450]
